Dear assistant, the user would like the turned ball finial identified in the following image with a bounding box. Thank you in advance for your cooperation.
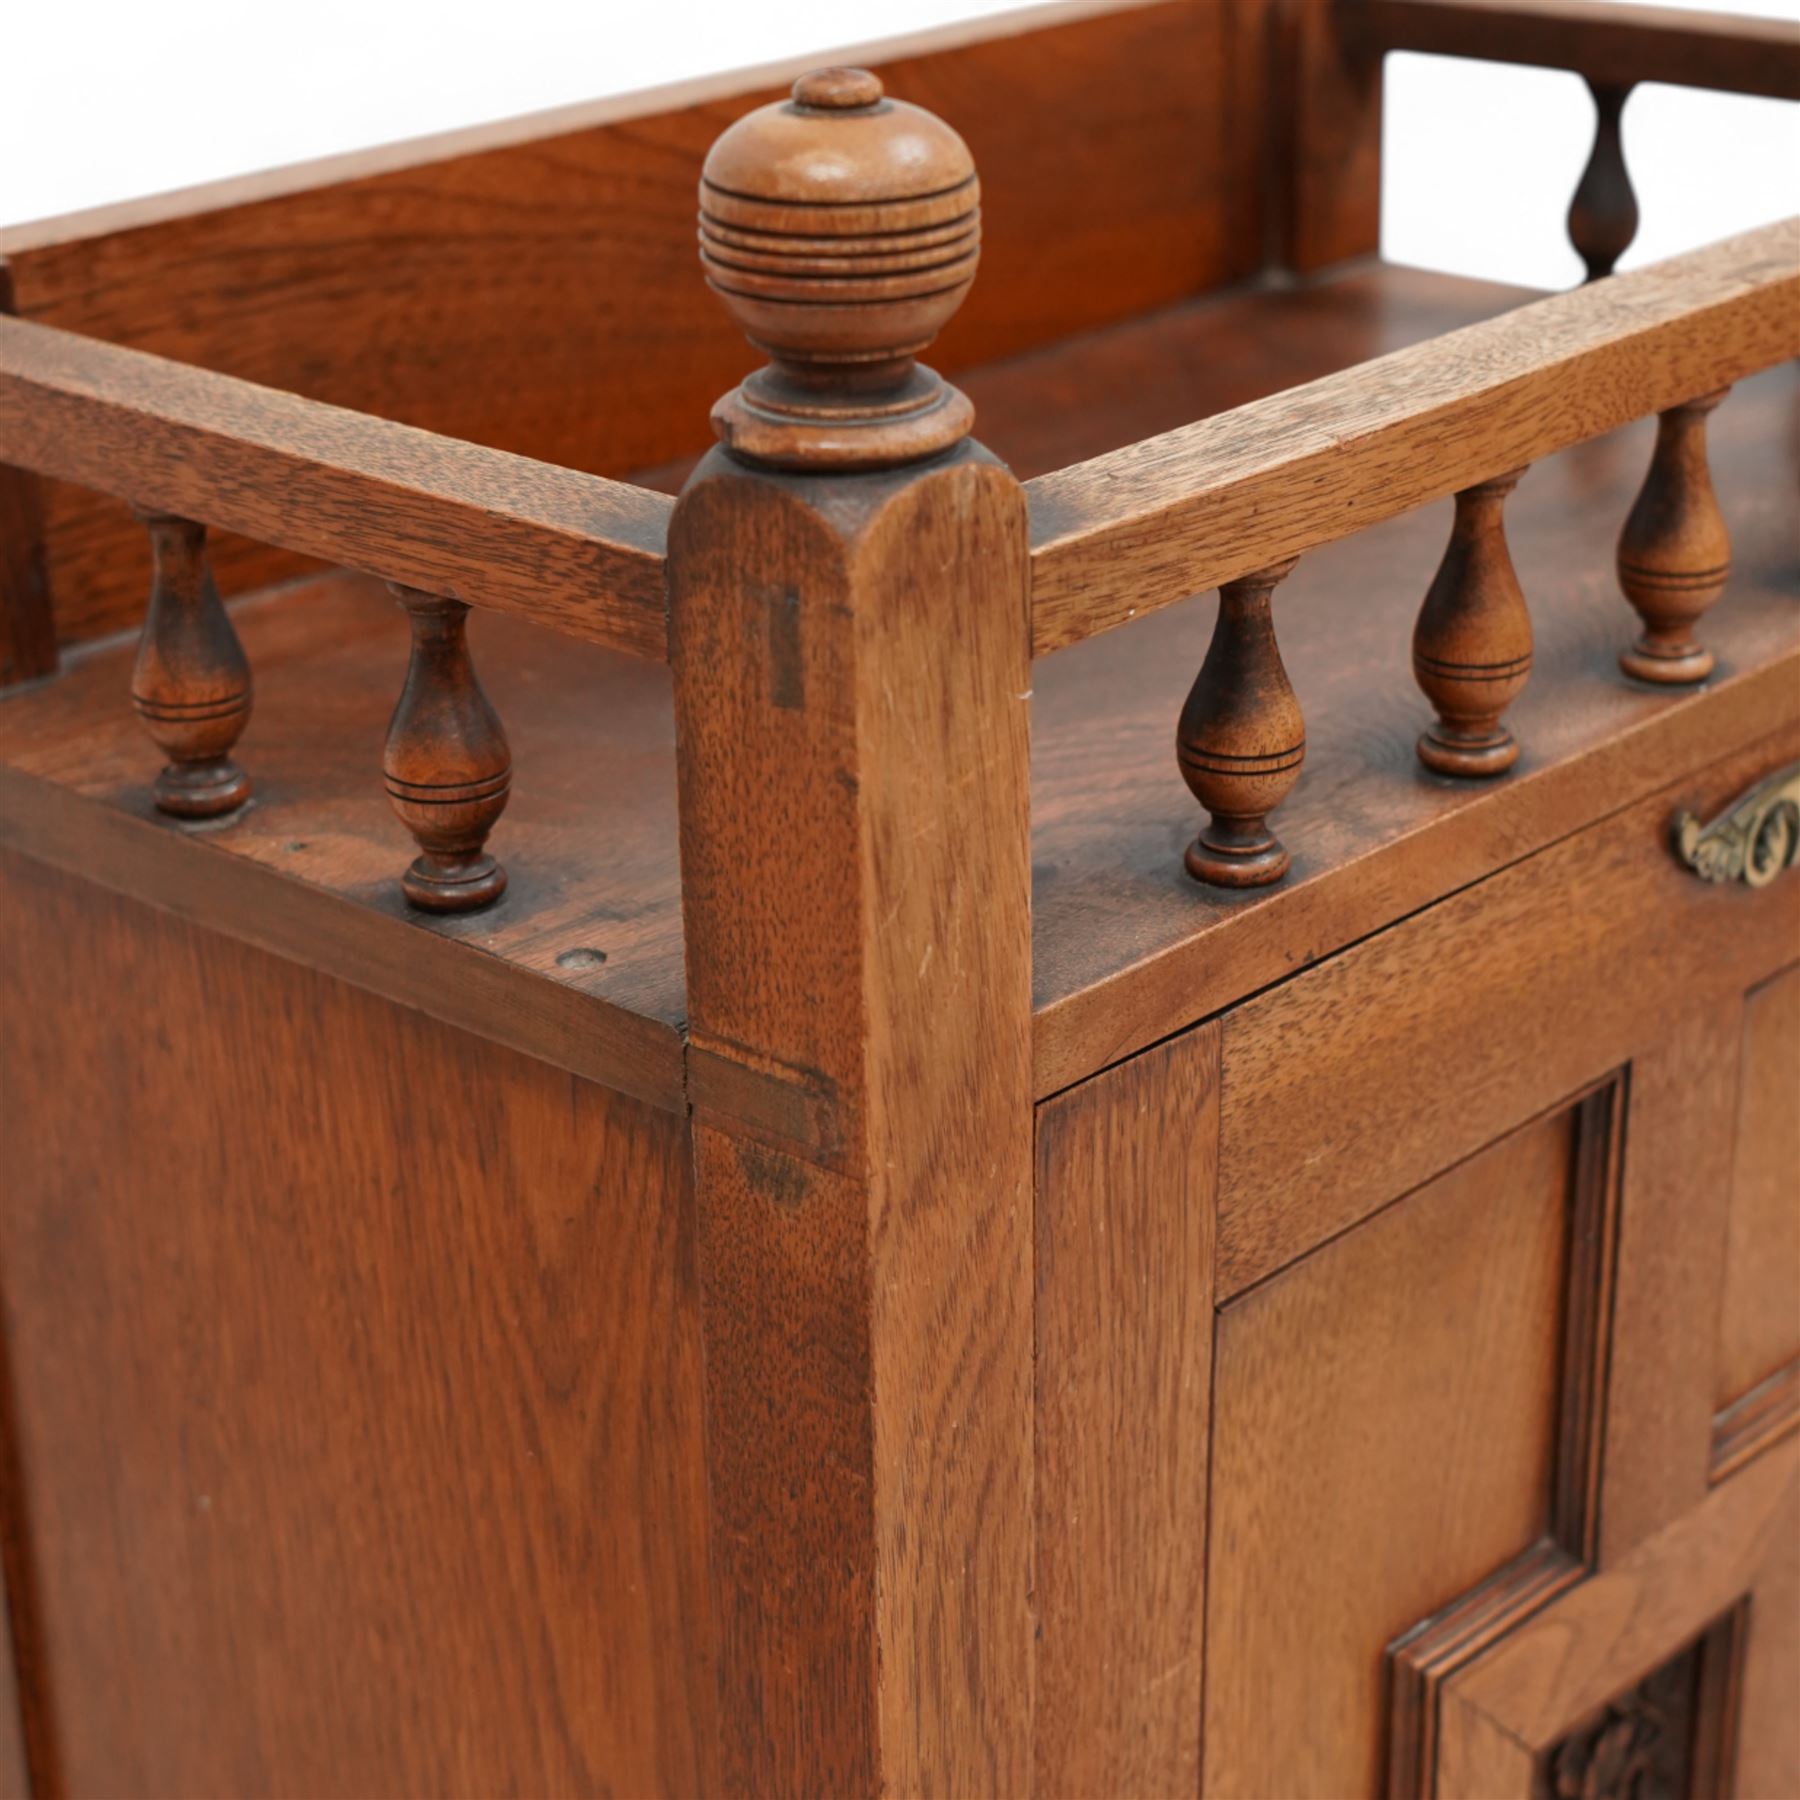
[699,67,980,469]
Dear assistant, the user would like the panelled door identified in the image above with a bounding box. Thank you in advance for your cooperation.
[1034,734,1799,1798]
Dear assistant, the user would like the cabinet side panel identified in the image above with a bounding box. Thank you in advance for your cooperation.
[1718,964,1800,1407]
[1034,1021,1219,1798]
[1205,1107,1575,1797]
[0,848,717,1797]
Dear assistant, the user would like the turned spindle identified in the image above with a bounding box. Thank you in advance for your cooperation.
[131,512,253,818]
[1616,389,1731,685]
[1178,559,1305,888]
[1413,470,1533,778]
[1568,80,1638,282]
[383,586,511,912]
[699,65,979,469]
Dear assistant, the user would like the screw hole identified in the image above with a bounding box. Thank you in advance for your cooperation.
[556,947,608,972]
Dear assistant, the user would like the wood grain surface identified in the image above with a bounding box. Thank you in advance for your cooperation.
[1717,965,1800,1406]
[1714,1363,1800,1482]
[0,849,717,1795]
[0,316,673,663]
[1433,1695,1534,1796]
[0,580,687,1112]
[1027,220,1800,653]
[1215,726,1800,1295]
[4,268,1794,1111]
[1735,1469,1800,1794]
[1598,1006,1743,1557]
[4,0,1266,654]
[0,1368,27,1800]
[1277,0,1385,270]
[669,445,1034,1794]
[1034,1023,1219,1798]
[1442,1438,1797,1758]
[1386,1541,1585,1800]
[1361,0,1800,99]
[1205,1107,1575,1796]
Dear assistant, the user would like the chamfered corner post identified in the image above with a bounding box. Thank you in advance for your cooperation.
[667,68,1034,1795]
[382,584,512,912]
[1413,468,1534,778]
[130,511,253,818]
[1616,389,1731,685]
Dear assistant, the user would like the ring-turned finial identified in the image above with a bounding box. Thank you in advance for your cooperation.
[699,67,981,469]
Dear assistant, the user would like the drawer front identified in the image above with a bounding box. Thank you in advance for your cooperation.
[1034,730,1800,1799]
[1215,727,1800,1299]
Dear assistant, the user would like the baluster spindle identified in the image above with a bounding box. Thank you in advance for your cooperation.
[1568,79,1638,282]
[131,512,253,817]
[1413,469,1533,778]
[1178,558,1304,887]
[1616,389,1731,685]
[383,585,511,911]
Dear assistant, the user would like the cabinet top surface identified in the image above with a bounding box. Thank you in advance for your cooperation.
[2,262,1794,1100]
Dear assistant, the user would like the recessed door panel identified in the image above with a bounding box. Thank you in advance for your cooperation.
[1715,964,1800,1468]
[1204,1098,1609,1797]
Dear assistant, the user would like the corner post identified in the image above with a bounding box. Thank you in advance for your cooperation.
[668,69,1034,1794]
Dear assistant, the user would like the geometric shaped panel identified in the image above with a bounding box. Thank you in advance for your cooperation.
[1386,1082,1625,1799]
[1415,1445,1794,1800]
[1208,1090,1608,1795]
[1712,964,1800,1478]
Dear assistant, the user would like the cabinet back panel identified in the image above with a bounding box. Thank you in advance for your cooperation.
[0,850,716,1796]
[1,0,1272,654]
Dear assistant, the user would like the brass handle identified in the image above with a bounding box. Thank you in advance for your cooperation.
[1673,761,1800,887]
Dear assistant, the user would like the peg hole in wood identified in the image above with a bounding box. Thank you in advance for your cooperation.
[556,947,609,972]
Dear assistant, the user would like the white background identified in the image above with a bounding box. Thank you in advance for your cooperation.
[1,0,1795,290]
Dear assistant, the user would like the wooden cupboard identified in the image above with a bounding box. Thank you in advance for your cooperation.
[0,1,1795,1792]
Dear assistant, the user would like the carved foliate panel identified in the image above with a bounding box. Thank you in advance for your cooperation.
[1537,1642,1699,1800]
[1532,1608,1743,1800]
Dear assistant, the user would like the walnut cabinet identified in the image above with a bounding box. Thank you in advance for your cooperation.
[0,1,1796,1793]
